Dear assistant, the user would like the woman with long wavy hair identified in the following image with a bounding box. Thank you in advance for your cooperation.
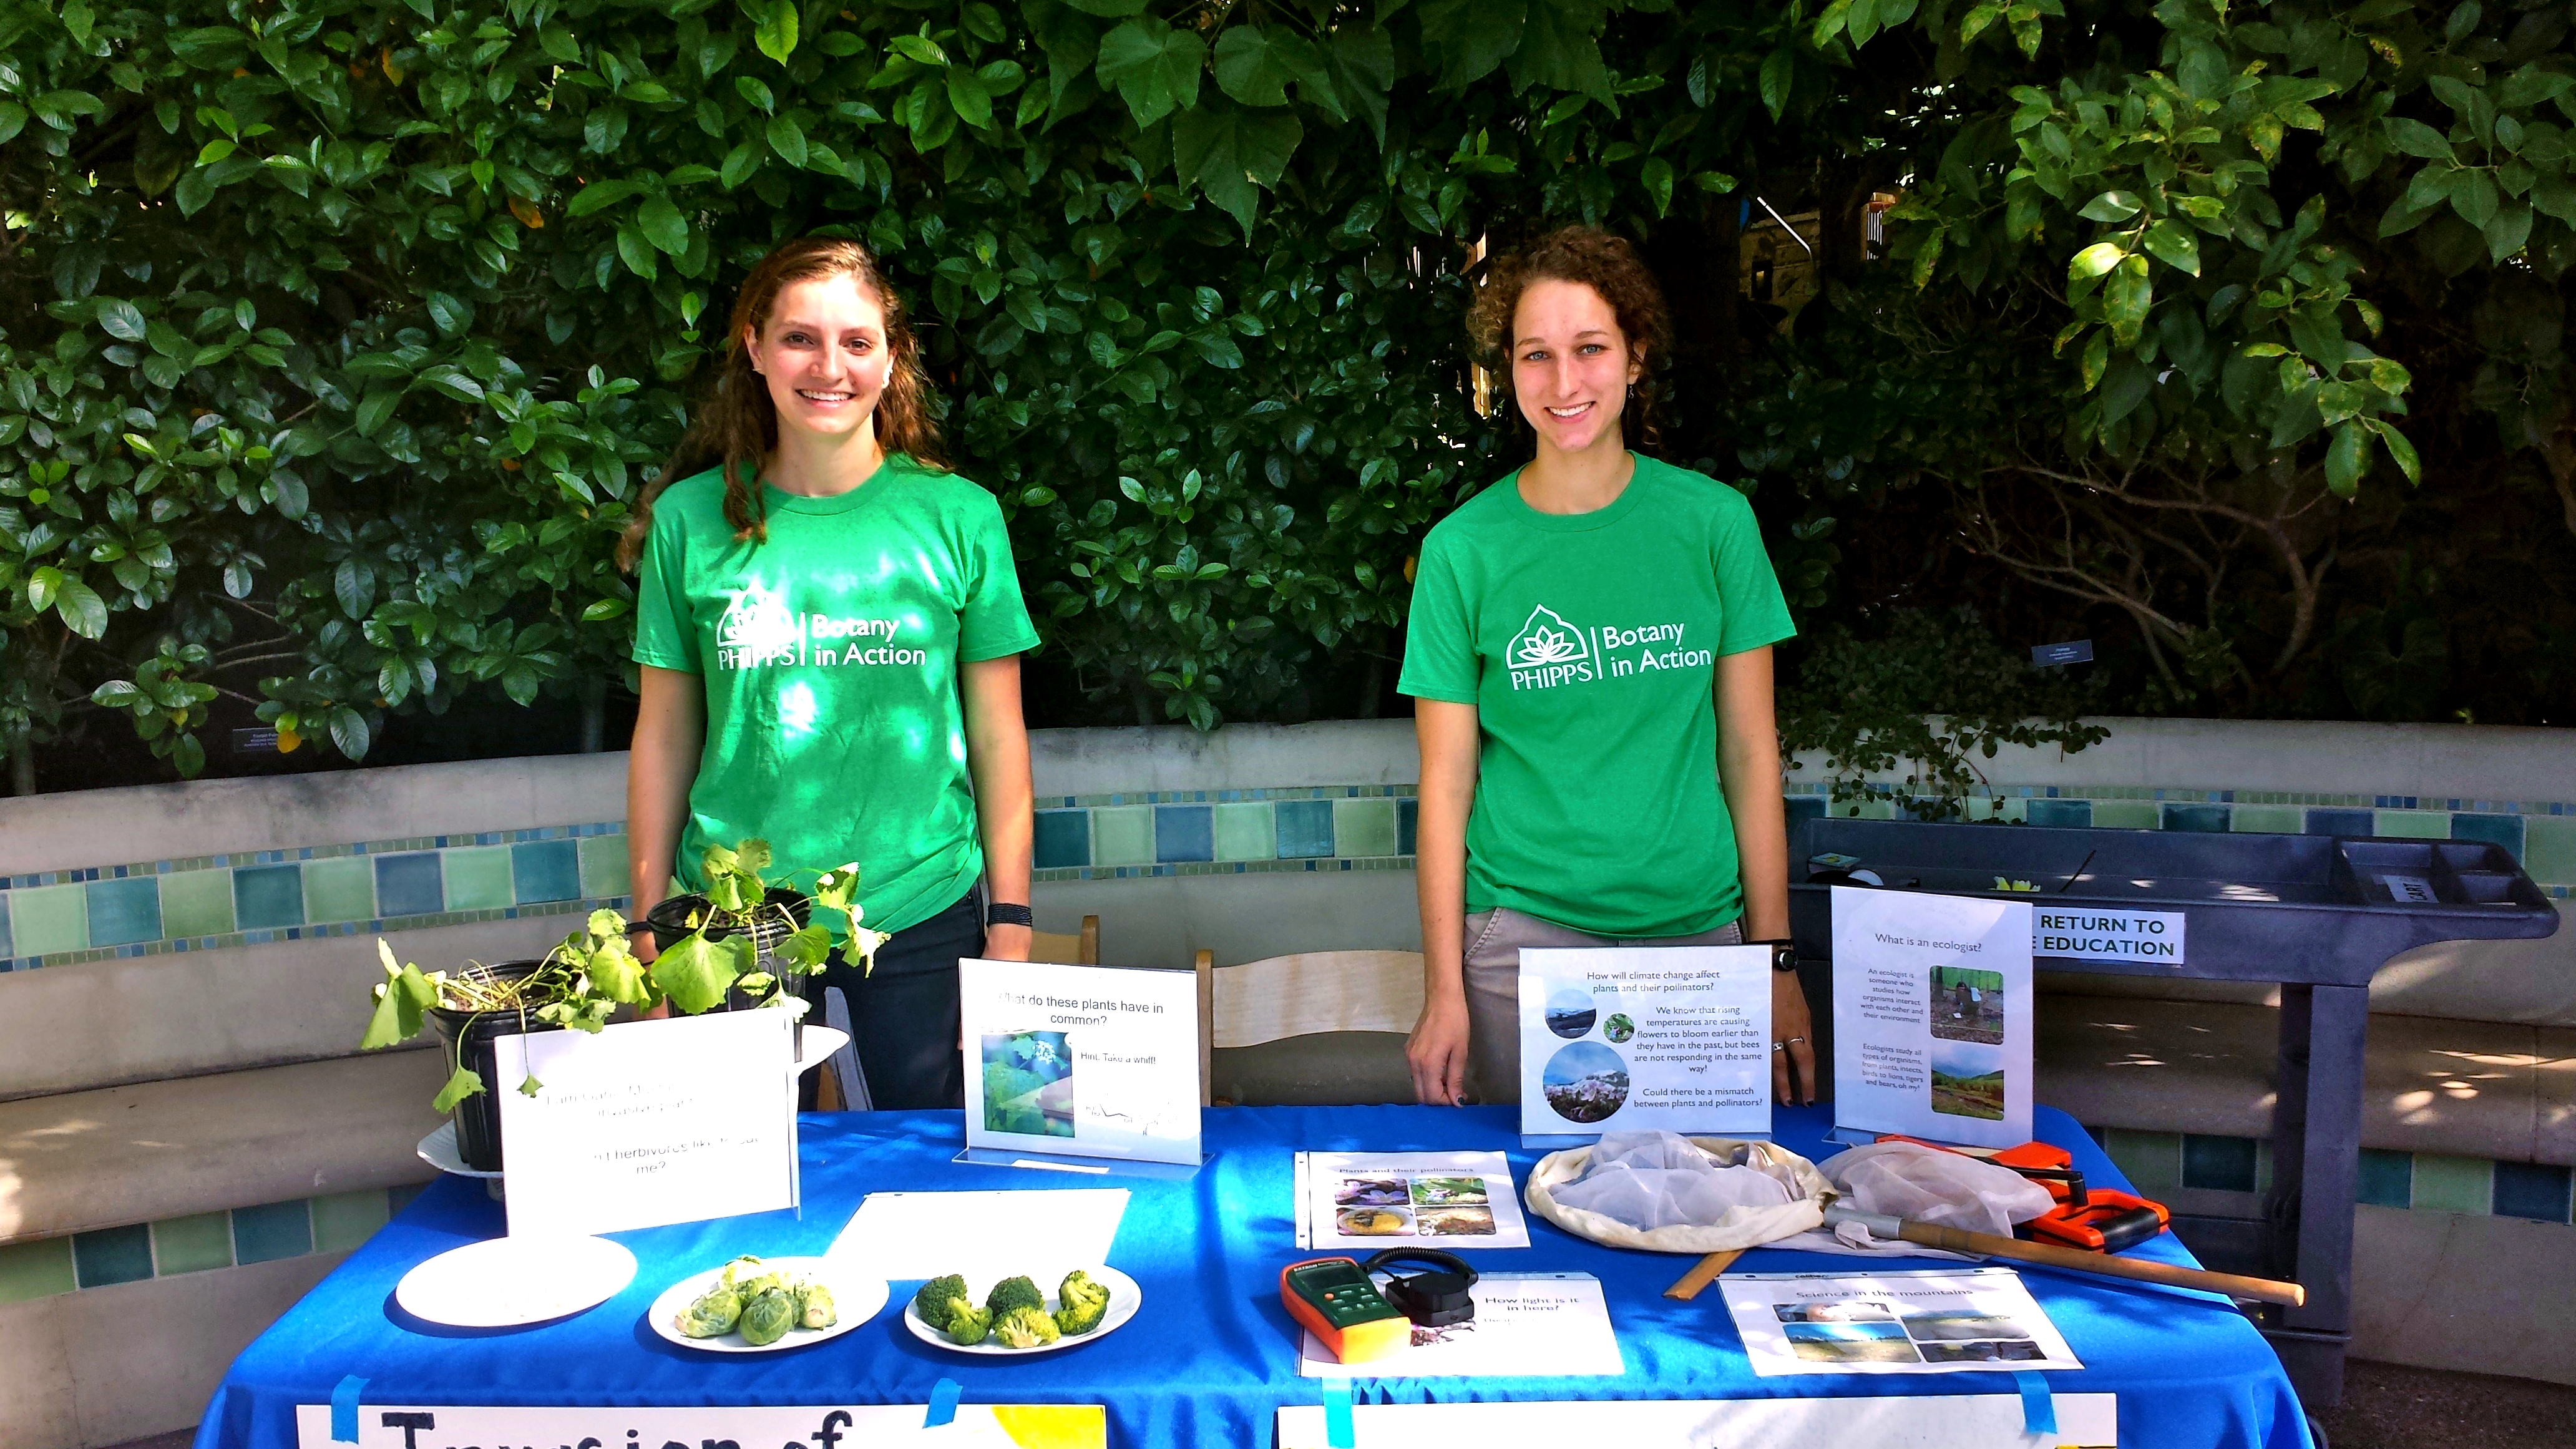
[1399,225,1817,1113]
[620,235,1038,1109]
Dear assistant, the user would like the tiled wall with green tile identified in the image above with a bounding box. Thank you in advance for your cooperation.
[2090,1128,2575,1225]
[10,770,2576,970]
[0,1183,426,1305]
[0,824,629,972]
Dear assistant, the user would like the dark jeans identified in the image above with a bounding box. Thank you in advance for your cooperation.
[804,887,981,1111]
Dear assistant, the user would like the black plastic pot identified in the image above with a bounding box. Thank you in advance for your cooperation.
[644,887,813,1010]
[425,960,567,1172]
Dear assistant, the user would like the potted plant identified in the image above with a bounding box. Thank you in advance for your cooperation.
[361,839,887,1171]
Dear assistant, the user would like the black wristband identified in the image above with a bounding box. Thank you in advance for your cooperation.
[985,901,1035,930]
[1749,939,1798,972]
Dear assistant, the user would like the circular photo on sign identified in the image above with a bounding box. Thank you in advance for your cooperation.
[1543,986,1598,1040]
[1542,1041,1629,1124]
[1602,1012,1636,1044]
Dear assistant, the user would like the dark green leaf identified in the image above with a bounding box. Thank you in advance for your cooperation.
[767,113,809,167]
[1096,18,1206,128]
[97,299,147,341]
[638,193,690,255]
[1418,0,1526,90]
[1175,104,1303,234]
[54,578,107,638]
[565,178,643,216]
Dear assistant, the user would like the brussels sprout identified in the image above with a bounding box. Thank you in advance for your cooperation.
[945,1298,993,1345]
[719,1254,766,1290]
[994,1303,1061,1349]
[738,1286,797,1347]
[674,1284,743,1339]
[797,1281,837,1330]
[1054,1270,1111,1337]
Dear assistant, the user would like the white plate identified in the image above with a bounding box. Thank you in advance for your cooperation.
[394,1235,635,1328]
[647,1257,887,1354]
[900,1265,1141,1355]
[416,1121,504,1179]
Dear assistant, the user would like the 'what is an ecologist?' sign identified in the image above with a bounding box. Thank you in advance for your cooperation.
[2031,908,2187,966]
[293,1403,1103,1449]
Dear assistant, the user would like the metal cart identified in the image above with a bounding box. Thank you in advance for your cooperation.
[1787,817,2560,1408]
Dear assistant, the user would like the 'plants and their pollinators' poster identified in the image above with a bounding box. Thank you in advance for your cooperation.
[1829,888,2034,1149]
[1515,945,1772,1139]
[959,958,1201,1167]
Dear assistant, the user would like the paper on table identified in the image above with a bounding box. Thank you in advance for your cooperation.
[1297,1273,1622,1378]
[1295,1151,1531,1251]
[826,1188,1129,1281]
[1720,1267,2083,1377]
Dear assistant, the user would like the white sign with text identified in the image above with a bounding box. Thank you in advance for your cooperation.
[492,1009,799,1238]
[959,958,1201,1166]
[295,1402,1103,1449]
[1516,946,1771,1138]
[1831,888,2033,1150]
[2031,905,2187,965]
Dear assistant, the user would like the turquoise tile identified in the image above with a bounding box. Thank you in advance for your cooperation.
[1091,806,1153,866]
[7,883,86,955]
[511,839,579,903]
[2409,1154,2492,1214]
[577,836,629,898]
[2230,804,2303,834]
[151,1212,234,1274]
[1211,803,1273,862]
[2449,812,2525,863]
[374,852,444,916]
[0,1237,76,1302]
[2374,809,2450,840]
[233,864,305,930]
[0,891,11,957]
[2358,1148,2413,1208]
[2182,1134,2258,1192]
[1334,798,1397,857]
[2306,807,2374,836]
[1033,811,1091,869]
[1154,804,1214,863]
[2161,803,2230,833]
[232,1200,313,1264]
[2027,799,2092,829]
[1398,798,1418,854]
[2526,816,2576,886]
[311,1189,391,1252]
[72,1224,154,1287]
[442,846,514,910]
[159,869,235,939]
[85,877,160,947]
[1276,800,1335,857]
[303,857,374,923]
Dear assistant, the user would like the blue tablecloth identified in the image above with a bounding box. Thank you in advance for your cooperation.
[196,1104,2311,1449]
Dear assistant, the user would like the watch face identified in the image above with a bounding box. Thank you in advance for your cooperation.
[1772,944,1798,972]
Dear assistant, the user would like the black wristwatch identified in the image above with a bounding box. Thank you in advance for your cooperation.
[1750,939,1798,973]
[985,901,1035,929]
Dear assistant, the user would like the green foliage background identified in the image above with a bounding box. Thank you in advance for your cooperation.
[7,0,2576,793]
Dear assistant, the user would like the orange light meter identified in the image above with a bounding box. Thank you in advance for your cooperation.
[1281,1257,1412,1364]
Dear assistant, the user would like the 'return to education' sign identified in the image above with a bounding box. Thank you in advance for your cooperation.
[2031,908,2187,965]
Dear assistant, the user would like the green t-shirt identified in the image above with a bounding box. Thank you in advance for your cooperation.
[1397,454,1797,937]
[631,454,1040,935]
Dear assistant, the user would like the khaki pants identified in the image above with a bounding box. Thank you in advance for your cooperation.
[1461,907,1744,1105]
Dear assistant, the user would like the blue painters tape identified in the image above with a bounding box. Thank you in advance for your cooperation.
[924,1377,962,1428]
[1323,1376,1354,1448]
[2014,1370,2057,1437]
[329,1375,366,1443]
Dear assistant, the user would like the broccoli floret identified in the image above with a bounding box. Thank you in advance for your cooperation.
[1054,1270,1110,1336]
[993,1303,1062,1349]
[944,1297,993,1345]
[912,1274,968,1331]
[985,1274,1043,1318]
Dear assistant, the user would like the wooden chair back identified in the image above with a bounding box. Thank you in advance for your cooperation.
[1030,914,1101,965]
[1191,949,1426,1106]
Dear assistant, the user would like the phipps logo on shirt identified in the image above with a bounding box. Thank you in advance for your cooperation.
[1505,603,1714,692]
[715,578,926,671]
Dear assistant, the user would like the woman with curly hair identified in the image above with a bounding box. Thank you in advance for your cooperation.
[620,235,1039,1109]
[1398,225,1817,1111]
